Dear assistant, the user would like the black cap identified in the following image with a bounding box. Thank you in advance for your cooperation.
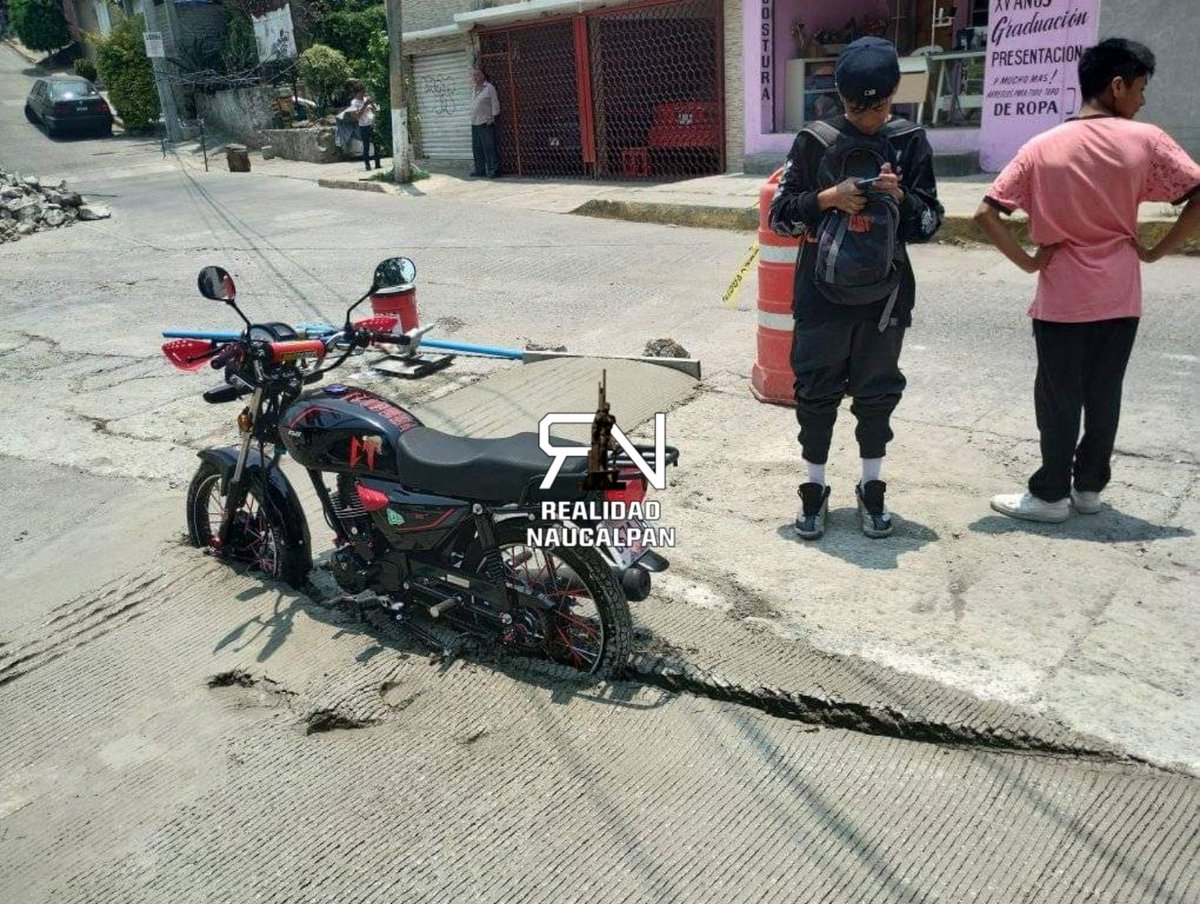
[834,37,901,106]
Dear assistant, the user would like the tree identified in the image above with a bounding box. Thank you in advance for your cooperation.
[89,16,160,131]
[10,0,69,53]
[308,6,385,65]
[299,44,351,115]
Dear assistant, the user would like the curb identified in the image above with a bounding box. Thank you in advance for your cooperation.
[572,198,758,232]
[571,198,1197,255]
[317,177,395,194]
[1,37,41,66]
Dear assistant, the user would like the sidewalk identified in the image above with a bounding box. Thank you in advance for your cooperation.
[251,147,1190,252]
[162,125,1193,254]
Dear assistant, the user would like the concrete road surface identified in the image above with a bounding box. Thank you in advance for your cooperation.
[2,42,1198,903]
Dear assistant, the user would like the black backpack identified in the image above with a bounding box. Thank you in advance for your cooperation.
[804,117,920,328]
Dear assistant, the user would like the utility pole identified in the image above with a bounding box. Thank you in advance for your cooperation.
[384,0,412,182]
[143,1,181,142]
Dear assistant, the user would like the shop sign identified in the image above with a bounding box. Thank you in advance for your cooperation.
[760,0,774,132]
[980,0,1100,170]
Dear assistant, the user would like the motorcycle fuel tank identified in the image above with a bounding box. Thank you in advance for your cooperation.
[280,384,422,479]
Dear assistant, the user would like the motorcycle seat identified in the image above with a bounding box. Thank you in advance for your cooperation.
[394,427,589,503]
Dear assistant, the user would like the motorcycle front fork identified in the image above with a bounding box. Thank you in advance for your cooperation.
[218,387,264,549]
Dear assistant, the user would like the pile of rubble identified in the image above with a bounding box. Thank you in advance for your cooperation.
[0,171,110,244]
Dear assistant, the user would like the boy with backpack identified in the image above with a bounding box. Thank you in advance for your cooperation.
[770,37,943,540]
[976,38,1200,523]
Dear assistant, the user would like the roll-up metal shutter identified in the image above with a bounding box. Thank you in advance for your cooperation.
[413,50,473,161]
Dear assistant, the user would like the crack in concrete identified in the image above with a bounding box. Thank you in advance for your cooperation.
[629,653,1129,762]
[304,709,381,735]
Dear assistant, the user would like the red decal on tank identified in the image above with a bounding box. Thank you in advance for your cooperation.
[349,435,382,470]
[342,390,419,431]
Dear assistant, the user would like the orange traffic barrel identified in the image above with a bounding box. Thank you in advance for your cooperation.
[750,168,800,405]
[370,285,419,332]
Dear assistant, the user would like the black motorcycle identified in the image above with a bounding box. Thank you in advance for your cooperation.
[161,258,677,678]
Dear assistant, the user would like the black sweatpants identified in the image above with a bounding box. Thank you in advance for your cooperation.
[1028,317,1139,503]
[359,124,380,169]
[791,319,906,465]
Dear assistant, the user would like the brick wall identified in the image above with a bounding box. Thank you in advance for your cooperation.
[405,0,476,33]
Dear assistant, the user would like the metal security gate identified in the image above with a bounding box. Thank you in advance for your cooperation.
[480,21,584,178]
[413,50,473,162]
[477,0,723,179]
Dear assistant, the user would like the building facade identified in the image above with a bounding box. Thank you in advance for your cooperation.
[405,0,743,177]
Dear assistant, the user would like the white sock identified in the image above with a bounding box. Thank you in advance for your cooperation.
[861,458,883,485]
[805,461,826,487]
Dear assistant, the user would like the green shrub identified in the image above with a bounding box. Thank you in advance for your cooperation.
[9,0,69,53]
[298,44,351,115]
[74,57,98,82]
[309,6,385,65]
[89,17,160,131]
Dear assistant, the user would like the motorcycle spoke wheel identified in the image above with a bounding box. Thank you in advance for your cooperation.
[190,471,282,579]
[466,520,633,679]
[501,543,605,672]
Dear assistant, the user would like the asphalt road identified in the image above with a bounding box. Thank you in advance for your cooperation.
[2,42,1199,902]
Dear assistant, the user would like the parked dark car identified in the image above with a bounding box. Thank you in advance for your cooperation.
[24,76,114,138]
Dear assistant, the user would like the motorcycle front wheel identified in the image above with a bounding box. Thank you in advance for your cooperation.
[465,519,633,680]
[185,461,309,589]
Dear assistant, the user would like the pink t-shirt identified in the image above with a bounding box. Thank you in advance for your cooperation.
[986,117,1200,322]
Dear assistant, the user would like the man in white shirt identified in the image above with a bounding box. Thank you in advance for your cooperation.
[347,80,381,171]
[470,68,501,178]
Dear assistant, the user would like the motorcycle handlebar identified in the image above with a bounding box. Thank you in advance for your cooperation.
[210,344,240,370]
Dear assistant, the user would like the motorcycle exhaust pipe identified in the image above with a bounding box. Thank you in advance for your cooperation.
[612,564,651,602]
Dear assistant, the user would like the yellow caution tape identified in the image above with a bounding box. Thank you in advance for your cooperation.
[722,241,759,309]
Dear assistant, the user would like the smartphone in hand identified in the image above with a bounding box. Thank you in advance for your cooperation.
[855,176,882,190]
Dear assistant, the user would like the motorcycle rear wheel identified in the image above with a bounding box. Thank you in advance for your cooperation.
[465,519,633,680]
[185,461,308,589]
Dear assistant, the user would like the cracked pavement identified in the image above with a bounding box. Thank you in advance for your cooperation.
[2,41,1199,902]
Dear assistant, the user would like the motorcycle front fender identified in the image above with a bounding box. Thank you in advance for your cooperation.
[197,447,311,556]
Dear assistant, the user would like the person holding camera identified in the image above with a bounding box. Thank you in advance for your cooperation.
[347,80,381,171]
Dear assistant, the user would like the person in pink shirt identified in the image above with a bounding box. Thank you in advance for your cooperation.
[975,38,1200,523]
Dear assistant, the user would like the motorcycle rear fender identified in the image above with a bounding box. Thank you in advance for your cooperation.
[197,447,311,556]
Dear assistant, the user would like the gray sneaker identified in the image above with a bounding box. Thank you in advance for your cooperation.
[795,483,830,540]
[856,480,894,538]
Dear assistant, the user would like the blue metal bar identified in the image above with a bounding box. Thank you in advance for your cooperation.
[419,338,523,359]
[163,329,242,340]
[167,325,526,361]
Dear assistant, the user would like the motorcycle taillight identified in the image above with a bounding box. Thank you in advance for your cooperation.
[604,470,647,505]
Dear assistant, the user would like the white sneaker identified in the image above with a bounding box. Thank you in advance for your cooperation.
[1071,490,1102,514]
[990,492,1070,523]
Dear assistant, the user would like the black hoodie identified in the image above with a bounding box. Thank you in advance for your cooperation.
[768,114,944,328]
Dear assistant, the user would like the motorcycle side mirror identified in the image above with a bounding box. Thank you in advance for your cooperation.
[198,266,237,302]
[372,256,416,292]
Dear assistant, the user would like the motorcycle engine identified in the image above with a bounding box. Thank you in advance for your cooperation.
[329,474,379,592]
[333,474,374,542]
[330,546,373,592]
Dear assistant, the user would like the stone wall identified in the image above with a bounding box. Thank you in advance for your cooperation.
[260,127,344,163]
[195,86,277,148]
